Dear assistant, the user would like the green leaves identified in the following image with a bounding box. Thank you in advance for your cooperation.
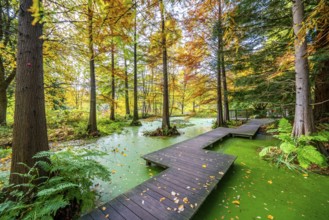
[259,118,328,170]
[0,148,111,219]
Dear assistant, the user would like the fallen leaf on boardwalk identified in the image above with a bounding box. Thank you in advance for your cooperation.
[105,214,109,218]
[267,180,273,184]
[190,204,194,209]
[178,204,184,212]
[171,191,176,196]
[219,171,224,175]
[159,197,166,202]
[267,215,274,219]
[174,198,179,204]
[202,164,207,168]
[142,200,144,205]
[186,186,190,189]
[102,207,106,211]
[167,207,171,211]
[209,176,215,179]
[183,197,189,203]
[232,200,240,205]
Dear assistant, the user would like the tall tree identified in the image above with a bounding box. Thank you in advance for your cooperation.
[159,0,170,130]
[124,56,130,116]
[313,0,329,122]
[10,0,49,184]
[87,0,98,134]
[0,0,16,125]
[110,40,115,120]
[216,0,224,127]
[131,0,141,126]
[292,0,314,136]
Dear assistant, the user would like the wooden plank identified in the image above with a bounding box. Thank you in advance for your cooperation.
[109,197,142,220]
[80,214,94,220]
[89,208,108,220]
[100,203,125,220]
[116,194,158,220]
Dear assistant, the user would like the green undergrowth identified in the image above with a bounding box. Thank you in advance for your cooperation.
[193,137,329,220]
[0,148,111,219]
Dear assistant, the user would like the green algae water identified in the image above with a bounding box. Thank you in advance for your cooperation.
[193,136,329,220]
[85,118,214,204]
[82,118,329,219]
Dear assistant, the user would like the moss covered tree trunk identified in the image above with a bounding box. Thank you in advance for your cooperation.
[10,0,49,185]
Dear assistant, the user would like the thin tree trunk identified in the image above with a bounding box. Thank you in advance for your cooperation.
[292,0,314,136]
[314,12,329,122]
[10,0,49,185]
[124,57,130,116]
[131,1,140,125]
[0,1,16,125]
[110,41,115,121]
[216,0,224,127]
[159,0,170,130]
[87,0,97,134]
[221,44,229,121]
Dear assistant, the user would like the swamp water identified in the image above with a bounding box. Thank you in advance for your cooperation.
[73,118,328,220]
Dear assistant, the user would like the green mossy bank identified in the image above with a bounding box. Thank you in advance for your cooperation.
[193,137,329,220]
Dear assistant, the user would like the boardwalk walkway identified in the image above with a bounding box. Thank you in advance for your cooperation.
[81,120,266,220]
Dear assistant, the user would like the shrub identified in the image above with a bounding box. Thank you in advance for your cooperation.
[259,118,328,170]
[0,148,110,219]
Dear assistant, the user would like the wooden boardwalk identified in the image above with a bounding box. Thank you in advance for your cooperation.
[81,120,263,220]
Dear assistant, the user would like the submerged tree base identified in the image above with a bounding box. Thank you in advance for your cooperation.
[143,126,180,137]
[130,120,142,126]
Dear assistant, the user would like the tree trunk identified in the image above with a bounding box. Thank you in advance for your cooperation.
[131,1,140,125]
[10,0,49,185]
[0,1,16,125]
[87,0,97,134]
[124,57,130,116]
[159,0,170,130]
[110,41,115,121]
[221,44,229,122]
[292,0,314,136]
[216,0,224,127]
[314,13,329,122]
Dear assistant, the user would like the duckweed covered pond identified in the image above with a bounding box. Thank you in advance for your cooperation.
[193,137,329,220]
[77,118,328,219]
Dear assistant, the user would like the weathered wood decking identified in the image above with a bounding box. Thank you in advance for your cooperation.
[81,120,263,220]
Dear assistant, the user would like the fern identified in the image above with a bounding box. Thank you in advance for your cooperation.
[0,148,111,219]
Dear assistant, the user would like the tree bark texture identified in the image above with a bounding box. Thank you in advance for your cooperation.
[124,58,130,116]
[132,4,139,123]
[159,0,170,130]
[221,44,229,121]
[87,0,98,133]
[216,0,224,127]
[110,41,115,120]
[292,0,314,136]
[10,0,49,185]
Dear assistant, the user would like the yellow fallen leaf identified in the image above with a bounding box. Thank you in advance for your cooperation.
[202,164,207,168]
[159,197,166,202]
[232,200,240,205]
[303,173,308,177]
[123,153,127,157]
[183,197,189,203]
[105,214,109,218]
[102,206,106,211]
[267,215,274,220]
[111,170,116,174]
[178,204,184,212]
[268,180,273,184]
